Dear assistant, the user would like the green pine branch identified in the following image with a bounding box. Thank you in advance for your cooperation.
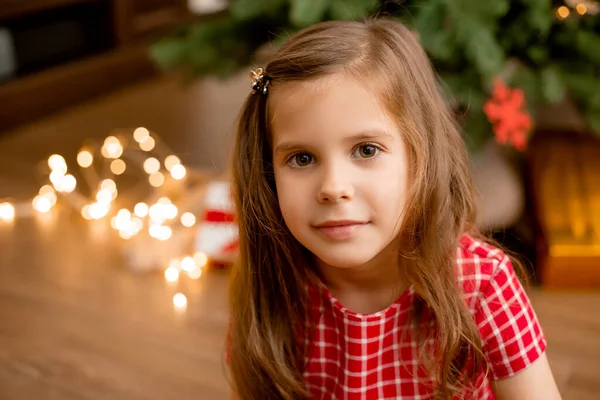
[149,0,600,152]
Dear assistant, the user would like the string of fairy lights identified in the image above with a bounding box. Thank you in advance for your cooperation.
[0,127,215,311]
[557,0,599,19]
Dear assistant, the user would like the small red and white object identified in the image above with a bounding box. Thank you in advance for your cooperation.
[194,180,238,265]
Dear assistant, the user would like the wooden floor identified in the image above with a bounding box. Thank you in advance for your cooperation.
[0,72,599,399]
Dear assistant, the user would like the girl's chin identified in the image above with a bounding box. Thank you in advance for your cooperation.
[314,253,377,270]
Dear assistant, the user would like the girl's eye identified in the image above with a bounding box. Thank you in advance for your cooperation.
[288,152,314,167]
[354,144,380,159]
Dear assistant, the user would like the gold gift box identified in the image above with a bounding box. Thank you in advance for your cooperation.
[529,132,600,288]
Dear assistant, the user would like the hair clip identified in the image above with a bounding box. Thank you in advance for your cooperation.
[249,67,270,95]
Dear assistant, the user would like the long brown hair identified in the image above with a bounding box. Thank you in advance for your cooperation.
[229,18,487,399]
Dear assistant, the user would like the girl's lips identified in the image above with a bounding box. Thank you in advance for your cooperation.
[312,221,369,240]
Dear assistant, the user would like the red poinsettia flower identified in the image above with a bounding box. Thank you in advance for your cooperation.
[483,79,533,151]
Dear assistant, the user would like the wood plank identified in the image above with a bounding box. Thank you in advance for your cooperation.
[0,206,231,399]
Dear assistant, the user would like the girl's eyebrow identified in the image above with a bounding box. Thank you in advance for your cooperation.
[346,130,393,141]
[274,142,306,154]
[274,130,393,154]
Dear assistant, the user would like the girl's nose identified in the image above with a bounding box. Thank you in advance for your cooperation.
[317,163,353,203]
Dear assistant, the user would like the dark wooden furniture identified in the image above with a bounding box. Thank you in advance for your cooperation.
[0,0,194,132]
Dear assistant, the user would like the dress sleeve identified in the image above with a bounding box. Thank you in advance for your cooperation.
[475,256,547,380]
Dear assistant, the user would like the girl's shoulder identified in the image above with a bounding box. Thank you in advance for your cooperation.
[456,233,547,381]
[455,233,521,311]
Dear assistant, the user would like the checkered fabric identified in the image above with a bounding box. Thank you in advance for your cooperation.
[303,234,547,399]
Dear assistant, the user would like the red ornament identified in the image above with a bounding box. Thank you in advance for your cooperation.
[483,79,533,151]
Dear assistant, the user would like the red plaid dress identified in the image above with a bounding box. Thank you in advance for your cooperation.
[302,234,547,399]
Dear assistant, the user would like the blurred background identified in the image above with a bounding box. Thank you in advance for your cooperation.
[0,0,598,399]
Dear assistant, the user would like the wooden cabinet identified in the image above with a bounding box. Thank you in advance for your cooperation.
[0,0,196,132]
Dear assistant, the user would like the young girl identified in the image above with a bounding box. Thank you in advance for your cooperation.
[227,18,561,400]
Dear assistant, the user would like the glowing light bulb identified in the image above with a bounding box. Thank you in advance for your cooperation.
[193,252,208,268]
[81,205,92,220]
[165,204,178,220]
[133,127,150,143]
[100,179,117,193]
[33,196,52,213]
[50,173,64,190]
[576,3,587,15]
[143,157,161,174]
[164,155,181,172]
[173,293,187,309]
[149,172,164,187]
[131,217,143,233]
[63,174,77,193]
[99,179,118,200]
[55,174,76,193]
[139,136,155,152]
[48,154,67,173]
[181,212,196,227]
[148,222,171,240]
[89,202,110,220]
[110,159,126,175]
[114,209,142,237]
[96,189,113,204]
[134,202,149,218]
[117,208,131,220]
[188,268,202,280]
[0,202,15,221]
[170,164,186,180]
[119,230,132,240]
[38,186,57,207]
[157,225,172,241]
[77,150,93,168]
[101,136,123,159]
[557,5,570,18]
[42,191,57,207]
[149,223,163,238]
[148,203,166,223]
[49,170,65,186]
[181,256,196,272]
[165,266,179,282]
[39,185,54,195]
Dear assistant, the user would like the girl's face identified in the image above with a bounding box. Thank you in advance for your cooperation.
[270,74,410,269]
